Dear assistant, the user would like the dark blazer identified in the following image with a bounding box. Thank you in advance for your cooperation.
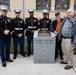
[12,17,25,38]
[25,17,38,36]
[39,18,51,30]
[0,15,13,39]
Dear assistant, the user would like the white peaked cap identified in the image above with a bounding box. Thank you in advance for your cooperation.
[0,5,8,10]
[28,9,35,13]
[14,9,22,13]
[42,9,49,14]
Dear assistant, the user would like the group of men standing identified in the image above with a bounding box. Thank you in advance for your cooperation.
[0,5,76,70]
[0,5,52,67]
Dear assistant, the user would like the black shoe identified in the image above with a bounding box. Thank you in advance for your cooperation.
[13,56,17,59]
[55,56,58,60]
[60,57,63,60]
[31,53,33,55]
[64,65,73,70]
[2,63,6,67]
[60,61,68,64]
[21,54,26,57]
[6,59,13,62]
[27,55,30,57]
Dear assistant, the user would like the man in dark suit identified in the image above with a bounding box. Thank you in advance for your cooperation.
[38,9,51,31]
[0,5,13,67]
[25,9,38,57]
[12,9,26,59]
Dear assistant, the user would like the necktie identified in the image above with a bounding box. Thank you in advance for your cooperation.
[31,19,33,27]
[18,19,20,30]
[44,20,46,29]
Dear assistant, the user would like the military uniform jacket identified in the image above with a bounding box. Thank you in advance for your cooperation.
[39,18,51,30]
[25,17,38,36]
[12,17,25,38]
[0,15,13,39]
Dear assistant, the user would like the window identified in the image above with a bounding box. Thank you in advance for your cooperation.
[74,0,76,10]
[36,0,51,10]
[0,0,10,7]
[55,0,69,10]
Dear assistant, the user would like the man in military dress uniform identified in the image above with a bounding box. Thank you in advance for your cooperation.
[0,5,13,67]
[12,9,26,59]
[25,9,38,57]
[38,9,52,30]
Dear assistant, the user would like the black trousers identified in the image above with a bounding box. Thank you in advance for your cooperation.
[27,35,33,56]
[13,37,25,58]
[0,39,11,63]
[55,37,63,60]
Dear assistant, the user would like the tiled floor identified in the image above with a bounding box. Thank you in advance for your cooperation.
[0,55,76,75]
